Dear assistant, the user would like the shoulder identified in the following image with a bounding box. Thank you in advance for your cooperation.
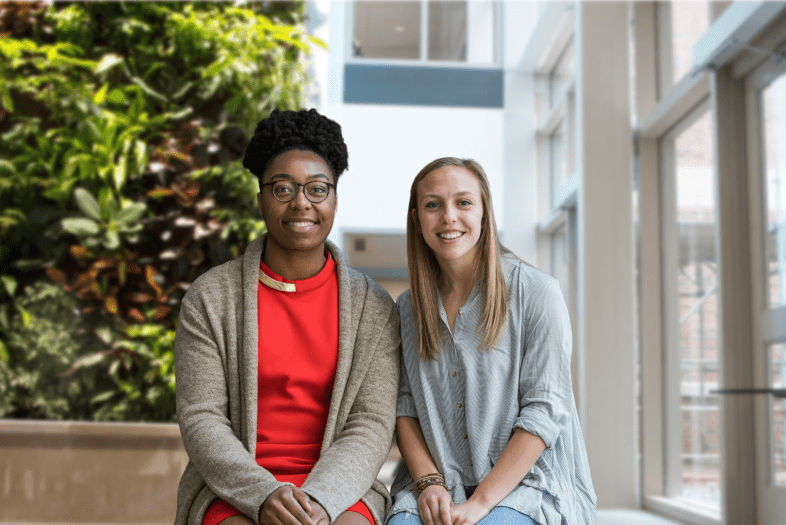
[182,256,244,307]
[501,254,565,316]
[395,289,413,318]
[502,253,560,293]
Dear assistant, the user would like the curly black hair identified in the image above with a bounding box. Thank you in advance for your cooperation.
[242,108,349,185]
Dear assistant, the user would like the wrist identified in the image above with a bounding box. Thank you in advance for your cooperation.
[467,490,494,512]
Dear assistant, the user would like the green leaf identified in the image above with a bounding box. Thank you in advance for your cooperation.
[165,106,193,121]
[103,230,120,250]
[307,35,329,51]
[91,390,116,404]
[133,140,146,170]
[74,188,102,221]
[61,217,100,236]
[93,83,109,105]
[95,326,113,345]
[17,306,31,328]
[107,88,126,104]
[94,53,124,75]
[112,158,127,191]
[115,202,146,224]
[0,159,14,174]
[1,275,18,297]
[171,81,193,100]
[130,76,167,102]
[0,340,8,363]
[1,87,14,112]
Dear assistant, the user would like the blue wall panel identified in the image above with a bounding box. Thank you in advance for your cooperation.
[344,64,503,108]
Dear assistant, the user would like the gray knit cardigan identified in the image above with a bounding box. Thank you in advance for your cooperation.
[174,234,401,525]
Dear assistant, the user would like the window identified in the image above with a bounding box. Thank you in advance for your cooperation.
[350,1,497,65]
[761,74,786,308]
[656,0,710,95]
[770,342,786,486]
[662,108,720,508]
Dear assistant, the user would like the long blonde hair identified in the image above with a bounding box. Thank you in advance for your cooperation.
[407,157,508,361]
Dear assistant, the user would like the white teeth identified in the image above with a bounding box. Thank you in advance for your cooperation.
[438,231,463,239]
[287,221,316,227]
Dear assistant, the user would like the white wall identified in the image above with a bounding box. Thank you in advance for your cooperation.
[327,104,505,238]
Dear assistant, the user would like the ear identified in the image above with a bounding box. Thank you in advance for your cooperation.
[257,192,265,217]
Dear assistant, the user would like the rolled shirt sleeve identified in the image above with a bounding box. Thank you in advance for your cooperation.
[514,277,573,449]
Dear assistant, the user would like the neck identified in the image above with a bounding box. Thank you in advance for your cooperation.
[262,237,328,281]
[438,254,480,297]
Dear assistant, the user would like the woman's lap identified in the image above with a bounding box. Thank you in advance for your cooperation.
[386,507,540,525]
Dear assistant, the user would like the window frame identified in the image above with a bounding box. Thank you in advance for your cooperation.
[345,1,503,69]
[635,2,786,524]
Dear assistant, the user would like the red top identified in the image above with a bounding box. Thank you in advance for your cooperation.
[202,254,373,525]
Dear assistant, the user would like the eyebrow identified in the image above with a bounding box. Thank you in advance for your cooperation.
[419,191,476,202]
[269,173,330,182]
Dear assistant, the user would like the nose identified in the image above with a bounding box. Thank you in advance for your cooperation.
[288,185,312,209]
[442,202,457,223]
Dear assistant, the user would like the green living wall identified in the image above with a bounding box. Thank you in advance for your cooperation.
[0,1,322,421]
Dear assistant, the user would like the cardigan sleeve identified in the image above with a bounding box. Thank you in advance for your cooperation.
[175,281,288,524]
[300,293,401,522]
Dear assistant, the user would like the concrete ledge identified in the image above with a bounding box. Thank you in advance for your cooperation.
[597,509,685,525]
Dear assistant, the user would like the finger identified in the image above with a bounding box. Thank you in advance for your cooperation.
[293,489,313,514]
[420,500,435,525]
[440,497,452,525]
[281,492,313,525]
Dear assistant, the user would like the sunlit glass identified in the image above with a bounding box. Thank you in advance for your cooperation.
[261,180,335,203]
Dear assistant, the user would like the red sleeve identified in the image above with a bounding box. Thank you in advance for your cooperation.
[202,499,242,525]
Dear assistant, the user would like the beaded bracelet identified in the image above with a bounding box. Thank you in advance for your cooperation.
[414,473,447,494]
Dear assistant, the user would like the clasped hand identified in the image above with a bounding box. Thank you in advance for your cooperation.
[417,485,491,525]
[259,486,329,525]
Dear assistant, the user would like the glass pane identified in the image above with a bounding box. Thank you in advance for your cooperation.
[771,343,786,486]
[761,74,786,307]
[428,1,495,64]
[353,1,420,60]
[675,112,720,506]
[550,120,568,203]
[428,1,466,61]
[550,40,574,107]
[657,0,710,90]
[670,0,709,82]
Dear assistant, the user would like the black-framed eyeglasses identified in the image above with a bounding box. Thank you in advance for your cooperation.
[261,180,335,203]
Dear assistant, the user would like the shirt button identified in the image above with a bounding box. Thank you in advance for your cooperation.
[462,434,468,439]
[458,309,463,315]
[452,371,457,377]
[457,403,463,409]
[470,461,474,466]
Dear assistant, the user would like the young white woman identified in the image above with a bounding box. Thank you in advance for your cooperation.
[386,158,596,525]
[174,109,400,525]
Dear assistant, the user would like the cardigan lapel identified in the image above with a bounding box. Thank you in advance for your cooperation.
[241,235,264,453]
[321,239,359,451]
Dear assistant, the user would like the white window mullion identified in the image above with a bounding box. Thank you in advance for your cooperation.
[420,1,428,62]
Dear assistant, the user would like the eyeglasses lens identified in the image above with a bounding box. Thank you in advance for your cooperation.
[272,181,330,203]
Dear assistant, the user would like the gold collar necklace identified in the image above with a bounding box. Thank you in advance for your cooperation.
[258,269,296,292]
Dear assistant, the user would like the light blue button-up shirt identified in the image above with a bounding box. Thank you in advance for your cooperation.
[387,254,596,525]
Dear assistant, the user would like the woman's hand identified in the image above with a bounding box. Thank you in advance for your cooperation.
[417,484,454,525]
[306,499,330,525]
[448,499,492,525]
[259,486,314,525]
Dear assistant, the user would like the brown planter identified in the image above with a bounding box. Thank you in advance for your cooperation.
[0,419,187,525]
